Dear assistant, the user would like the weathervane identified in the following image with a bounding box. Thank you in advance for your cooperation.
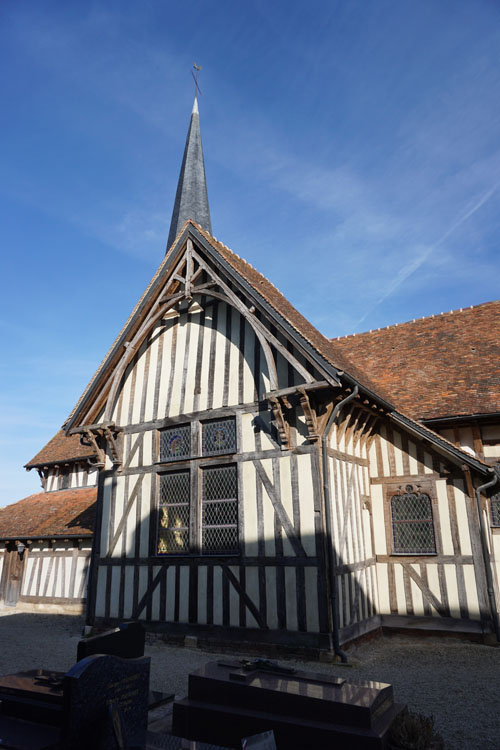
[192,63,202,98]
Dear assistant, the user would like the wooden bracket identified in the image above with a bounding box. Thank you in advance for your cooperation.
[269,397,291,450]
[297,387,319,442]
[81,430,106,469]
[80,423,123,469]
[103,426,123,467]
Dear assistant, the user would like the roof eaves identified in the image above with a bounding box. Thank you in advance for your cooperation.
[390,412,491,476]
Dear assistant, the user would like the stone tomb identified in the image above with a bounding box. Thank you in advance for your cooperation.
[172,660,404,749]
[76,621,146,662]
[0,654,150,750]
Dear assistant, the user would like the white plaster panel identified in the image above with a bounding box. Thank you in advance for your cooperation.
[454,483,472,556]
[229,566,240,626]
[213,566,223,626]
[305,568,319,632]
[408,441,418,475]
[151,566,161,622]
[410,564,424,616]
[436,479,454,555]
[285,567,298,631]
[444,565,460,617]
[139,473,152,558]
[124,566,134,619]
[245,567,260,629]
[109,565,121,619]
[197,566,207,625]
[242,461,258,557]
[463,565,481,620]
[394,564,406,614]
[265,568,278,630]
[297,454,317,556]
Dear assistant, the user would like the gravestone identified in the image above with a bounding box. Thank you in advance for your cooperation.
[61,653,150,750]
[76,621,146,662]
[173,660,404,749]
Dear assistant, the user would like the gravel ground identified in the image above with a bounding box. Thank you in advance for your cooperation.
[0,609,499,749]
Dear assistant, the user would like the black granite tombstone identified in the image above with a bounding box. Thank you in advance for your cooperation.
[61,653,150,750]
[76,621,146,662]
[172,660,404,749]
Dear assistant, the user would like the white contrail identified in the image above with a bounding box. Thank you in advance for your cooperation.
[355,180,500,329]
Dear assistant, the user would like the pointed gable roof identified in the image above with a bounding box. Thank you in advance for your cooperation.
[167,97,212,250]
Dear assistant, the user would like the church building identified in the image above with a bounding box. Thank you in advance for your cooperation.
[1,97,499,655]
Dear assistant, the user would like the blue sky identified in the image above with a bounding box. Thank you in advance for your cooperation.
[1,0,500,506]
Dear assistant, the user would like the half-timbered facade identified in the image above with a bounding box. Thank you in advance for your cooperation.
[4,96,500,652]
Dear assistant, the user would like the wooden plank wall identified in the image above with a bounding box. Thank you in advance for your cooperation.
[369,423,490,624]
[21,542,92,602]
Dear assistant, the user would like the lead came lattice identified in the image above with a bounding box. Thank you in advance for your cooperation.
[201,465,238,553]
[160,425,191,461]
[391,484,436,554]
[202,419,236,456]
[157,471,190,554]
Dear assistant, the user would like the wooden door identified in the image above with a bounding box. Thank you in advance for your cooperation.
[3,546,25,607]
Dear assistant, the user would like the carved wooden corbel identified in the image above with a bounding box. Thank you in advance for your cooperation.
[297,387,319,442]
[81,430,106,468]
[269,396,290,450]
[103,426,123,467]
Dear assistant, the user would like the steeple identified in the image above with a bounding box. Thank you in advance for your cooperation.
[167,96,212,250]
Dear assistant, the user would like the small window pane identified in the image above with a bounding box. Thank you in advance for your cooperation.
[160,425,191,461]
[391,485,436,554]
[201,465,238,554]
[202,419,236,456]
[158,472,190,555]
[491,493,500,527]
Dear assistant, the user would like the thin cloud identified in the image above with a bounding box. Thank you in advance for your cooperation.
[355,180,500,328]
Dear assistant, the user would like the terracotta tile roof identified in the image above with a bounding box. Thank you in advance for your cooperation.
[25,430,96,469]
[332,301,500,421]
[0,488,96,539]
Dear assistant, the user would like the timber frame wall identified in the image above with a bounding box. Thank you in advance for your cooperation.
[73,230,498,647]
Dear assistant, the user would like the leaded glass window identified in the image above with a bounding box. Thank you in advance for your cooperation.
[391,484,436,554]
[160,425,191,461]
[157,472,190,554]
[201,465,238,554]
[491,493,500,527]
[202,419,236,456]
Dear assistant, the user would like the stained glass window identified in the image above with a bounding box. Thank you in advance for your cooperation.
[157,472,190,554]
[160,425,191,461]
[391,484,436,554]
[202,419,236,456]
[491,493,500,527]
[201,465,238,554]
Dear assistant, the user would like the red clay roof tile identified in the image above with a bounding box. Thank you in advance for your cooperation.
[333,301,500,421]
[0,487,96,538]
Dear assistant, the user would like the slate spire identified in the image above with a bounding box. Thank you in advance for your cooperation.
[167,96,212,250]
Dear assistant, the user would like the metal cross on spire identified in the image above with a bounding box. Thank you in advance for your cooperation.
[192,63,202,98]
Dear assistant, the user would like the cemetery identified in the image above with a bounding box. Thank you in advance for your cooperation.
[0,611,498,749]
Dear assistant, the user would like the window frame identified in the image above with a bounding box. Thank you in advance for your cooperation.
[384,480,439,557]
[155,417,239,557]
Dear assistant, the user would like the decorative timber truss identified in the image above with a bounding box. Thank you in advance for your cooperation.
[71,236,345,437]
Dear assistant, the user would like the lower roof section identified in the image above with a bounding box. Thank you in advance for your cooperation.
[0,487,96,539]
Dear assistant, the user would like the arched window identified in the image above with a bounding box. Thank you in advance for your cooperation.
[391,484,436,554]
[491,493,500,527]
